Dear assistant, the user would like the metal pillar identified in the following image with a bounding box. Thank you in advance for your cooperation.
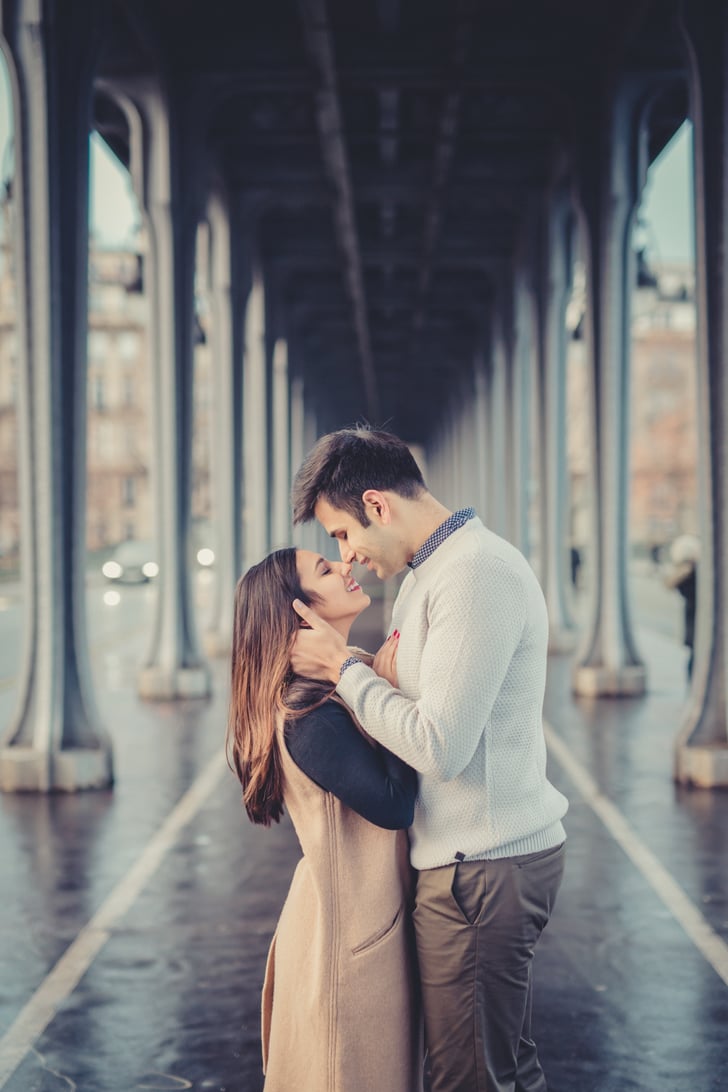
[299,386,321,553]
[425,428,441,504]
[0,0,113,791]
[271,338,291,549]
[290,372,318,553]
[289,372,305,546]
[511,263,535,560]
[674,0,728,786]
[289,375,304,474]
[535,192,578,652]
[503,308,520,549]
[572,81,648,697]
[494,279,520,548]
[453,383,469,510]
[472,350,490,519]
[487,315,509,538]
[242,268,269,570]
[202,188,244,658]
[457,368,479,513]
[445,401,460,510]
[431,414,446,504]
[103,79,210,700]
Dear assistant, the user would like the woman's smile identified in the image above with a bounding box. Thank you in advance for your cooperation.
[296,549,371,634]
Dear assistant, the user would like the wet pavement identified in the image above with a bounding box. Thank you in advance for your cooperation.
[1,596,727,1091]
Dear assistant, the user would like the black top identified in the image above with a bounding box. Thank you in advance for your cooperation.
[284,699,417,830]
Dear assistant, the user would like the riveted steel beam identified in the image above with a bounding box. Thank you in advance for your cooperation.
[297,0,380,420]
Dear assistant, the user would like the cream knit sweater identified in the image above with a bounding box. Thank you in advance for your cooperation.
[336,515,568,870]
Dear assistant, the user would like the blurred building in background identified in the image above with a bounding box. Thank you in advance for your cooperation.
[0,196,211,570]
[86,242,153,551]
[630,263,697,551]
[567,260,697,559]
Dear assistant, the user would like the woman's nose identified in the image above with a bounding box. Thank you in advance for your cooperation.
[336,561,352,578]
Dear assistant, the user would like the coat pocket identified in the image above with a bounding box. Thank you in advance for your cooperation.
[351,902,405,957]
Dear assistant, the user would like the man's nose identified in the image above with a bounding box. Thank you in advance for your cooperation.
[338,541,355,564]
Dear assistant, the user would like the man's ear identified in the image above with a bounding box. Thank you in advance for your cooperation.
[361,489,392,524]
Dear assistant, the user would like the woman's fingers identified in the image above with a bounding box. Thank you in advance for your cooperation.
[373,631,399,686]
[292,598,327,631]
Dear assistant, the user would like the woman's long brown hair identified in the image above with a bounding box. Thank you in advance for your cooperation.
[226,548,333,826]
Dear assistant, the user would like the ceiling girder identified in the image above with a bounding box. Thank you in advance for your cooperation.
[297,0,380,420]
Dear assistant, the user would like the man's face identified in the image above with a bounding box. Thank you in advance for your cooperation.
[314,496,408,581]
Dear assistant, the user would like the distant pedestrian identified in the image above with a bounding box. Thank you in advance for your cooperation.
[570,545,581,588]
[663,535,699,682]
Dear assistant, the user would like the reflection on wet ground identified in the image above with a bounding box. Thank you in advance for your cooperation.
[0,597,727,1091]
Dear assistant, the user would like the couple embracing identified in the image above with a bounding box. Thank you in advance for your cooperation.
[226,427,568,1092]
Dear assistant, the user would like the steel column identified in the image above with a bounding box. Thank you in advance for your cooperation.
[572,81,648,697]
[202,188,244,657]
[674,0,728,786]
[0,0,113,791]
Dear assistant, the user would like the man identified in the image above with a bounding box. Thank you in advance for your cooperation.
[663,534,699,683]
[290,426,567,1092]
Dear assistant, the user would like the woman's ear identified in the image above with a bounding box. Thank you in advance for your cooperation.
[361,489,391,524]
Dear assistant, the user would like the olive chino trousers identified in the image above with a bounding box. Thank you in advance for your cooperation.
[413,843,565,1092]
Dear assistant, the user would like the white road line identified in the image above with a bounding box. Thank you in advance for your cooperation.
[0,750,228,1088]
[544,720,728,988]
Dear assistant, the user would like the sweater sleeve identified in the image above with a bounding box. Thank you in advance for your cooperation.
[284,700,418,830]
[336,553,528,781]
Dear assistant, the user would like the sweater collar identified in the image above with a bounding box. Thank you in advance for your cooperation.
[408,507,476,569]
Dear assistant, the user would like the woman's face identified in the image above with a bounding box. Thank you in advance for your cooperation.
[295,549,371,634]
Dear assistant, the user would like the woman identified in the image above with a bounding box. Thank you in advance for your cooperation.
[226,548,422,1092]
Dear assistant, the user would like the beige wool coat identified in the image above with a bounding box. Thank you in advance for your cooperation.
[261,711,423,1092]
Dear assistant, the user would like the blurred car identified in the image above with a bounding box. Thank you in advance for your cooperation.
[102,540,159,584]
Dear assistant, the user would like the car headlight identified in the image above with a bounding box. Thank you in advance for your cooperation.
[142,561,159,578]
[103,561,122,579]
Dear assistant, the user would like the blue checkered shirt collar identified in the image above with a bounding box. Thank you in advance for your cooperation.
[408,507,476,570]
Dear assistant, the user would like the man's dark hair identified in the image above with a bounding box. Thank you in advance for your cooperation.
[292,426,426,525]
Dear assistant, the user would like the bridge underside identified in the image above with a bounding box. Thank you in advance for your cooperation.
[95,0,687,438]
[1,0,727,792]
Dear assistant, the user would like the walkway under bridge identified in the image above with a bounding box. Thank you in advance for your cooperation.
[0,600,726,1091]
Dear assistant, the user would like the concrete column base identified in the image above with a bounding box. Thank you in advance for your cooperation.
[548,627,577,655]
[572,663,647,698]
[202,630,232,659]
[0,746,113,792]
[674,742,728,788]
[138,664,212,701]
